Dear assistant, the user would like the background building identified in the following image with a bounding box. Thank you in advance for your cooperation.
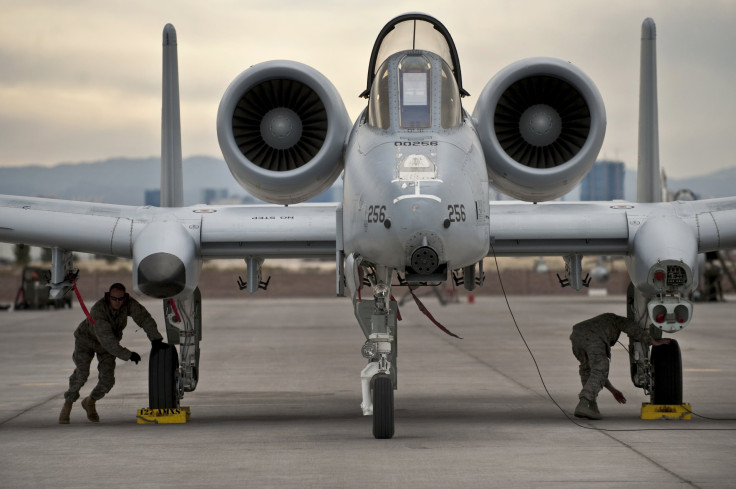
[144,189,161,206]
[580,160,625,201]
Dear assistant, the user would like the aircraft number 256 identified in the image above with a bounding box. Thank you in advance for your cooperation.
[367,205,387,223]
[448,204,466,222]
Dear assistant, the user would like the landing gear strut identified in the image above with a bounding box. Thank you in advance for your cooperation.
[352,264,397,439]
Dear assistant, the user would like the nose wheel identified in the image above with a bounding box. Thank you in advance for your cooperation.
[372,374,394,439]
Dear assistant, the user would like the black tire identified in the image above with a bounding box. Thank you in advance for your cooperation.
[149,343,179,409]
[372,374,394,439]
[651,339,683,405]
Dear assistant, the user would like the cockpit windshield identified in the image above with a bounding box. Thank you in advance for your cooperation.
[362,13,468,99]
[398,54,432,128]
[367,51,462,131]
[375,20,454,76]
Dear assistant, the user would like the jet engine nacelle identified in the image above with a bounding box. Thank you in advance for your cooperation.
[472,58,606,202]
[132,221,201,299]
[217,61,351,204]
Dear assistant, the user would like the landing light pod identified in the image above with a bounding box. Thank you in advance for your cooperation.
[647,297,692,332]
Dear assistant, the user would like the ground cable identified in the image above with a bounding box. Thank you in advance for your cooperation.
[488,243,736,432]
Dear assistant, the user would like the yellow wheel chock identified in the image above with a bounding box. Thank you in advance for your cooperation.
[136,406,191,424]
[641,402,692,420]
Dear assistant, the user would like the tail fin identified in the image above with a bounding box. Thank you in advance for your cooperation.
[161,24,183,207]
[636,18,662,203]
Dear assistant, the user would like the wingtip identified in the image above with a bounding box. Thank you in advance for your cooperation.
[641,18,656,40]
[163,23,177,45]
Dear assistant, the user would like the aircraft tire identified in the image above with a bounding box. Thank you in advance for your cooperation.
[149,343,179,409]
[372,374,394,439]
[651,339,683,405]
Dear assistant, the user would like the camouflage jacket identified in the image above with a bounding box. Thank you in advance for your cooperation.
[73,296,163,360]
[571,312,652,354]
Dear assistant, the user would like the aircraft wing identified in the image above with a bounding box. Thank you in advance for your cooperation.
[488,197,736,256]
[0,194,338,298]
[0,195,338,259]
[489,201,630,256]
[0,195,146,257]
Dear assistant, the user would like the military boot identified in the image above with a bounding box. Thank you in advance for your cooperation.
[81,396,100,422]
[574,398,602,420]
[58,401,73,424]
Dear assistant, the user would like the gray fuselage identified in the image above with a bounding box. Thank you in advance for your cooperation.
[343,50,489,276]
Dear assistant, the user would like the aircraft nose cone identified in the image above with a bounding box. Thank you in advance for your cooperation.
[519,104,562,147]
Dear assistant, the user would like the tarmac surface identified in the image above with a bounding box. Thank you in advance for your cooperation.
[1,293,735,488]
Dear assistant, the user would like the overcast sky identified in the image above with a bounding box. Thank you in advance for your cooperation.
[0,0,733,178]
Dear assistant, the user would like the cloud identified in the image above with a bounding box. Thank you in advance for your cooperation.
[0,0,733,178]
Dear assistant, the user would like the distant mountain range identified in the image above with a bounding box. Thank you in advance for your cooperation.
[0,156,733,205]
[660,167,736,200]
[0,156,256,205]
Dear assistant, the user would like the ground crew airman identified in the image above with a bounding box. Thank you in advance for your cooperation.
[570,312,670,420]
[58,283,164,424]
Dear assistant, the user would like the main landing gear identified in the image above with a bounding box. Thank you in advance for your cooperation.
[148,288,202,410]
[353,265,398,439]
[627,283,684,406]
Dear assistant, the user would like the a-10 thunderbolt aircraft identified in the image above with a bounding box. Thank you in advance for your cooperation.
[1,13,735,438]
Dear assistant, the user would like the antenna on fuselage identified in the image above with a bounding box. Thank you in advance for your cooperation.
[637,18,662,203]
[161,24,184,207]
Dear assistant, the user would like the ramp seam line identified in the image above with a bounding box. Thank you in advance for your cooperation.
[599,430,703,489]
[0,391,63,426]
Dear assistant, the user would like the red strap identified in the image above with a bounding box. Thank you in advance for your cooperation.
[72,281,94,325]
[390,295,402,321]
[408,287,462,339]
[168,298,181,322]
[357,266,362,301]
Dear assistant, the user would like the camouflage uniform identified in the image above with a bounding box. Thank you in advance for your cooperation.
[570,312,651,402]
[64,296,163,403]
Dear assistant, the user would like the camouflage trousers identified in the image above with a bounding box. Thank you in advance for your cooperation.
[570,332,610,402]
[64,338,117,403]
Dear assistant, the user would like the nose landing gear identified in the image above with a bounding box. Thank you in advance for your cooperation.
[352,265,398,439]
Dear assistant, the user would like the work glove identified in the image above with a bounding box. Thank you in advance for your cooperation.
[129,352,141,364]
[151,339,165,350]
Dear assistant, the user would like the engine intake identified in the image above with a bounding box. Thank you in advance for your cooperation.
[497,76,590,168]
[217,61,350,204]
[234,79,325,171]
[473,58,606,202]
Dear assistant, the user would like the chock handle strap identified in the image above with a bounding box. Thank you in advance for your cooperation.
[408,287,462,339]
[389,294,402,321]
[72,281,94,325]
[168,298,181,322]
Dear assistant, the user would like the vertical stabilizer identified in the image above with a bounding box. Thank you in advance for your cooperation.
[161,24,183,207]
[637,18,662,203]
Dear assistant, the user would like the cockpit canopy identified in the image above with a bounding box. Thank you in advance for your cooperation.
[361,13,468,99]
[367,50,463,130]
